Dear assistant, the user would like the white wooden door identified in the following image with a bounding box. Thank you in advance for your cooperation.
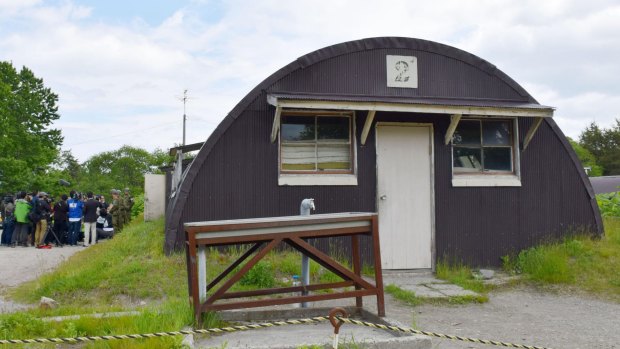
[376,124,433,269]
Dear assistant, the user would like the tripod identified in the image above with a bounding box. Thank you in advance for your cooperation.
[42,221,63,247]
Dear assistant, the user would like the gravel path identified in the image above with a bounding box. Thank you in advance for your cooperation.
[379,286,620,349]
[0,243,83,312]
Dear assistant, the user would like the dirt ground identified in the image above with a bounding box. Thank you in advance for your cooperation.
[0,244,618,348]
[0,243,83,312]
[374,286,620,349]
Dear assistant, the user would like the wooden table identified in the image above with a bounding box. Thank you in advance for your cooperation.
[184,212,385,322]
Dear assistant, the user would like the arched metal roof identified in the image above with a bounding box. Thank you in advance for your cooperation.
[165,37,601,252]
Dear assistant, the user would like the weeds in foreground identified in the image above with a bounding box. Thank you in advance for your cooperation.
[1,217,221,348]
[0,299,219,348]
[385,284,487,306]
[206,247,373,293]
[435,259,492,294]
[10,217,187,305]
[503,217,620,301]
[385,284,421,306]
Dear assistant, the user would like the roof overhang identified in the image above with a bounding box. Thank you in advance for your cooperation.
[169,142,204,157]
[267,93,555,118]
[267,93,554,150]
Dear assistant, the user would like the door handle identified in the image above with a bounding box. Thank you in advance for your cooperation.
[380,195,387,201]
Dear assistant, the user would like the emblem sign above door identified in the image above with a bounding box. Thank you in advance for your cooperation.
[386,55,418,88]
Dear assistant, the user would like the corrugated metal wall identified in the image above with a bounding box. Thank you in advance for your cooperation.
[166,38,600,266]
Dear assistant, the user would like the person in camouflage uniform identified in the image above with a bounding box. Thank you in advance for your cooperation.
[109,189,123,232]
[117,189,126,228]
[122,188,133,227]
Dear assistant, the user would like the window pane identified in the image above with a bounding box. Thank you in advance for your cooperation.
[317,144,351,170]
[482,121,511,146]
[453,147,482,172]
[281,116,315,141]
[317,116,349,141]
[281,144,316,171]
[452,120,480,145]
[483,148,512,172]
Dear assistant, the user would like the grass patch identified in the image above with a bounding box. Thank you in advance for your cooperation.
[385,284,421,306]
[0,299,200,348]
[435,259,492,294]
[385,284,488,306]
[1,217,221,348]
[10,217,187,306]
[204,248,370,293]
[503,217,620,301]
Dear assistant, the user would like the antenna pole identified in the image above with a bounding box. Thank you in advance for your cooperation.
[182,89,187,146]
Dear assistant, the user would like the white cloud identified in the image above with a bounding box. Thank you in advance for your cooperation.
[1,0,619,160]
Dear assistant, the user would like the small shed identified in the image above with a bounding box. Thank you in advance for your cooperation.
[165,37,602,268]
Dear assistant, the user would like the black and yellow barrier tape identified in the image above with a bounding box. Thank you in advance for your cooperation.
[0,317,329,345]
[335,315,553,349]
[0,311,554,349]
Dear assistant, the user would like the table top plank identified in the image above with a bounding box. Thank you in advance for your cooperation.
[185,212,376,231]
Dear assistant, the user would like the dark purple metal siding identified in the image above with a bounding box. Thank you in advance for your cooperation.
[272,49,523,100]
[165,37,601,266]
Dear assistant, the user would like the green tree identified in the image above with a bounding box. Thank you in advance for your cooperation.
[80,145,172,195]
[568,137,604,176]
[0,61,63,193]
[579,120,620,175]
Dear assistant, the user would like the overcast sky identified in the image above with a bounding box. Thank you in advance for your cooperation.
[1,0,619,161]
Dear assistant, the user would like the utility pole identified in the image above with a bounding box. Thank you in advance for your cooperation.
[181,89,188,146]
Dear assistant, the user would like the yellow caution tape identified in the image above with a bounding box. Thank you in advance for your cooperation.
[0,317,329,345]
[0,313,554,349]
[336,316,554,349]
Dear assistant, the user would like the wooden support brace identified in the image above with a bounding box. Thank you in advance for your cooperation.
[444,114,462,145]
[288,237,375,290]
[270,106,282,143]
[523,117,544,151]
[360,110,376,145]
[207,243,263,291]
[205,239,281,305]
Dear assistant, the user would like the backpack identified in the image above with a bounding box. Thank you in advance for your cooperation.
[28,200,42,222]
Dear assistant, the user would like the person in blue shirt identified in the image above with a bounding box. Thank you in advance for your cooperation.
[67,191,84,246]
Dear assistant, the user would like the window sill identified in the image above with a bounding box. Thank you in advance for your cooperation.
[279,174,358,186]
[452,175,521,187]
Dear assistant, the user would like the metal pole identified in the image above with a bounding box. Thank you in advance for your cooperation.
[182,89,187,146]
[300,199,315,308]
[183,113,186,146]
[198,246,207,302]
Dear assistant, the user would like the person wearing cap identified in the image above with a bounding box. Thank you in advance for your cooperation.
[109,189,123,231]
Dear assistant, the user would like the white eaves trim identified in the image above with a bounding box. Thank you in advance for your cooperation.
[267,96,554,118]
[452,175,522,187]
[279,174,358,186]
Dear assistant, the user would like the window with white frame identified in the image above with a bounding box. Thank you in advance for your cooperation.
[452,119,515,174]
[280,112,353,174]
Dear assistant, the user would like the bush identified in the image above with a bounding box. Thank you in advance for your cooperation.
[239,261,275,288]
[502,240,582,283]
[597,192,620,217]
[131,193,145,218]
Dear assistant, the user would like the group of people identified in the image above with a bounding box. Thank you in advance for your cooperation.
[0,188,134,248]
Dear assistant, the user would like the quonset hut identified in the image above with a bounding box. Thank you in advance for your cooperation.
[165,37,602,268]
